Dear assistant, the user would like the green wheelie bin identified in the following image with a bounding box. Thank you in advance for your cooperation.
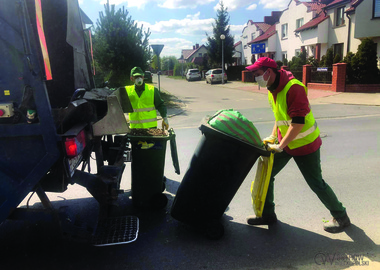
[128,128,180,210]
[171,110,270,239]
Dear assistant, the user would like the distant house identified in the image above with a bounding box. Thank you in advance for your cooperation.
[233,41,242,65]
[179,44,208,65]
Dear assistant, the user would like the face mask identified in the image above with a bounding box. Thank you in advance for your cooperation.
[135,77,143,86]
[256,70,270,88]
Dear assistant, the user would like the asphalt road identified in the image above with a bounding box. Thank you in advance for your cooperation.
[1,75,380,270]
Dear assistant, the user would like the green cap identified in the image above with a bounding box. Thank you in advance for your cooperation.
[130,66,144,77]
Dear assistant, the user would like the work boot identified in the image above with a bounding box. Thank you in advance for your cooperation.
[246,213,277,226]
[323,214,351,233]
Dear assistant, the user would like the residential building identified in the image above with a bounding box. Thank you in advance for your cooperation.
[237,11,282,66]
[248,24,277,60]
[276,0,327,61]
[324,0,380,67]
[240,20,272,65]
[179,44,208,65]
[232,41,242,65]
[247,0,380,67]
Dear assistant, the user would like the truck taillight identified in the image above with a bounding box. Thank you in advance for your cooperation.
[64,130,86,158]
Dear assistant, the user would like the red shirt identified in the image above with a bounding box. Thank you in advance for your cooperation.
[271,70,322,156]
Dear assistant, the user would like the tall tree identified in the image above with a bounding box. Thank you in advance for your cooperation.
[205,1,234,68]
[93,0,151,87]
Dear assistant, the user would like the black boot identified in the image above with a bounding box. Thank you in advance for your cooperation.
[323,213,351,233]
[246,213,277,225]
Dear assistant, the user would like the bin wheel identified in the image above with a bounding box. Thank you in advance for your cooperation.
[204,221,224,240]
[150,193,168,210]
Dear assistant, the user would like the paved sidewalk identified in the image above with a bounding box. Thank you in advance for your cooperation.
[218,80,380,106]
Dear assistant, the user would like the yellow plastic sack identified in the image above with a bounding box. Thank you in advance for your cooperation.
[250,153,274,217]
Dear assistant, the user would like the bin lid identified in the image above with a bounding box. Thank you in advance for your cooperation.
[208,109,264,148]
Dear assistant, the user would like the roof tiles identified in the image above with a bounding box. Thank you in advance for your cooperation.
[295,13,329,32]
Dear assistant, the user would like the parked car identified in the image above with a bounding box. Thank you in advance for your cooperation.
[144,71,153,83]
[186,69,201,81]
[205,69,227,84]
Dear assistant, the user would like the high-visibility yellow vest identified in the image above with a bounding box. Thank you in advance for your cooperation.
[268,79,320,149]
[125,84,157,129]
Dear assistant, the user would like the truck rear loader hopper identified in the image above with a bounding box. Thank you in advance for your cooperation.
[0,0,138,246]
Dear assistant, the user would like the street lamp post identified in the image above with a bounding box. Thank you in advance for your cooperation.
[220,34,225,84]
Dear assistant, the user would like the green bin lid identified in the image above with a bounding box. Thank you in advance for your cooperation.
[208,109,264,147]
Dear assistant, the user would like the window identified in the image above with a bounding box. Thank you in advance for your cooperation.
[296,18,304,29]
[251,33,256,41]
[334,43,344,59]
[336,7,345,26]
[374,0,380,18]
[199,53,202,57]
[281,24,288,39]
[282,52,287,62]
[244,45,247,49]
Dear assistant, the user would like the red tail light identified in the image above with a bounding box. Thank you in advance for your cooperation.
[64,129,86,158]
[211,74,214,78]
[65,138,77,157]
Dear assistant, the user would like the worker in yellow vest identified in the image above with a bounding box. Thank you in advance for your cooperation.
[245,57,350,233]
[125,67,169,129]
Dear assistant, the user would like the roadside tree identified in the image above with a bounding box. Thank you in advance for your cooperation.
[93,0,151,87]
[205,1,234,68]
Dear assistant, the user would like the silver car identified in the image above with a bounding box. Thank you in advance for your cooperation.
[205,69,227,84]
[186,69,201,81]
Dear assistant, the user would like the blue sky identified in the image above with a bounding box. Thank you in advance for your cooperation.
[79,0,290,58]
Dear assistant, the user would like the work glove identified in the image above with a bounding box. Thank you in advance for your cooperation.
[267,143,283,153]
[162,117,169,130]
[263,134,278,145]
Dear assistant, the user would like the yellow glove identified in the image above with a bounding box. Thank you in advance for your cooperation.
[263,135,278,145]
[267,143,283,153]
[162,117,169,130]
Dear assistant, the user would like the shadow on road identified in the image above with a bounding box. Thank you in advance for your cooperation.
[0,187,379,270]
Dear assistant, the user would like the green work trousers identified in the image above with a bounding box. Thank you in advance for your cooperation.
[262,148,346,219]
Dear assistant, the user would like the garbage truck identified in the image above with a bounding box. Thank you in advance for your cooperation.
[0,0,175,246]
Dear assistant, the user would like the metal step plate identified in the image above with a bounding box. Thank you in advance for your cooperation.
[92,216,139,246]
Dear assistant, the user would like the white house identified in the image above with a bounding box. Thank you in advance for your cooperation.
[180,44,208,65]
[246,0,380,67]
[233,41,243,65]
[240,20,272,65]
[275,0,327,61]
[235,12,282,65]
[324,0,380,66]
[248,24,277,60]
